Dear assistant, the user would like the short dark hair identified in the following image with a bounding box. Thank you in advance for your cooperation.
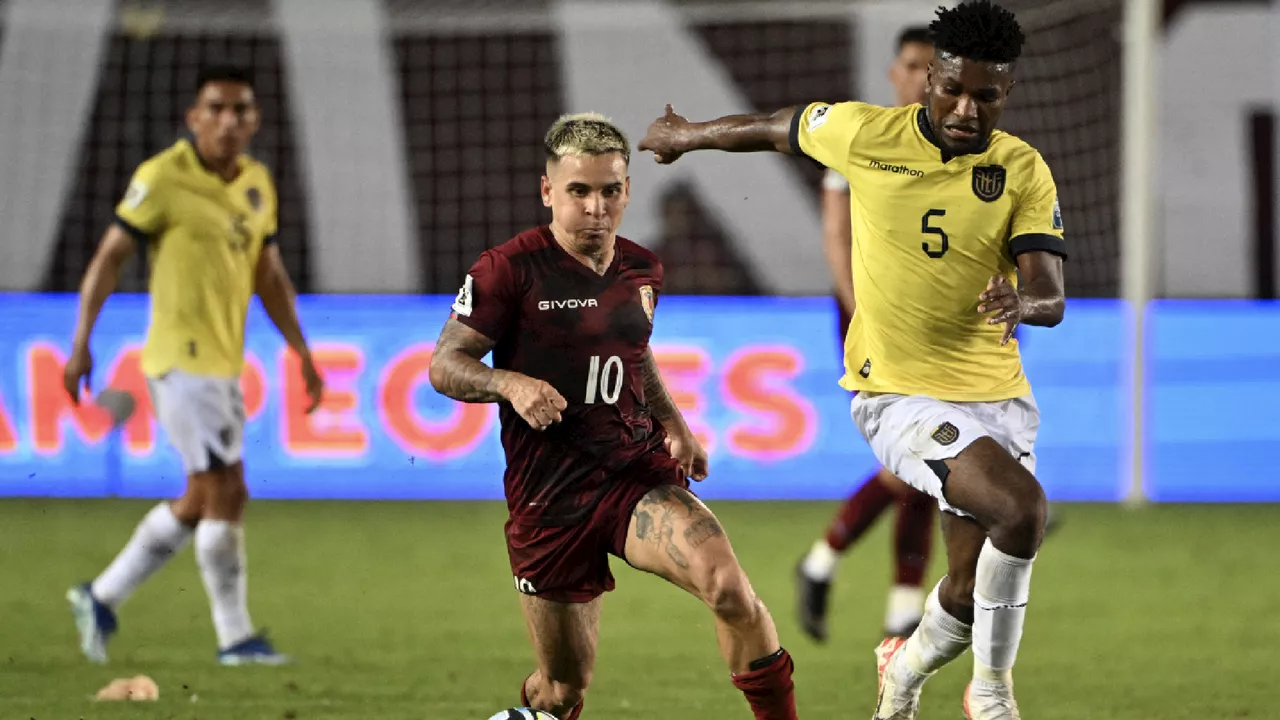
[929,1,1025,65]
[195,64,255,95]
[896,26,934,52]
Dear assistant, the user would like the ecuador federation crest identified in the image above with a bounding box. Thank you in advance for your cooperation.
[931,421,960,446]
[639,285,654,323]
[971,164,1006,202]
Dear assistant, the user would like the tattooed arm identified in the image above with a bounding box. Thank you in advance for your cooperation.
[428,318,508,402]
[641,347,687,432]
[428,318,567,430]
[643,347,708,480]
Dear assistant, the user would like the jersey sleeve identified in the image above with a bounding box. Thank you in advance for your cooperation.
[114,160,168,240]
[789,101,873,172]
[451,250,519,344]
[1008,153,1068,259]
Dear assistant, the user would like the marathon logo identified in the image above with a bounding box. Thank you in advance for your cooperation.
[869,159,924,178]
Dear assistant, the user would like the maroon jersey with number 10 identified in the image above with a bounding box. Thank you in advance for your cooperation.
[450,226,667,527]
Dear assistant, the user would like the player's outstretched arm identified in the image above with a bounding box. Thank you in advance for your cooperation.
[64,224,136,403]
[255,244,323,412]
[638,104,799,164]
[429,318,567,430]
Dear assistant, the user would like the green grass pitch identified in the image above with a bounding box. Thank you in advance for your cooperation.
[0,499,1275,719]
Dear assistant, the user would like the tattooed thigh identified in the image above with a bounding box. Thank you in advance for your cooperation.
[626,485,729,585]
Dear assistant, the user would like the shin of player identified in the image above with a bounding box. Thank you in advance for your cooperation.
[63,65,324,666]
[430,114,796,719]
[640,3,1065,717]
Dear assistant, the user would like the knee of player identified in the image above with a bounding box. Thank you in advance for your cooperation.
[195,467,247,505]
[701,566,759,625]
[1006,478,1047,539]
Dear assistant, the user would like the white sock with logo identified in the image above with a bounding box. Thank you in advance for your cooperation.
[972,539,1034,685]
[195,520,255,649]
[91,503,193,608]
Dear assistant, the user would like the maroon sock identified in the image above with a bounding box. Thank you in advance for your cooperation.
[520,673,583,719]
[825,473,896,552]
[731,648,798,720]
[893,490,936,586]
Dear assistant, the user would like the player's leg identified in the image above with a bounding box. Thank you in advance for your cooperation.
[624,485,796,720]
[68,375,202,663]
[886,484,936,637]
[795,467,895,640]
[518,595,600,720]
[938,436,1043,718]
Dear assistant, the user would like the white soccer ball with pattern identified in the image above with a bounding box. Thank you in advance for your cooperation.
[487,709,558,720]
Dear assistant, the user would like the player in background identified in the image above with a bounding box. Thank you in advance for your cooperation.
[62,65,323,666]
[430,114,798,720]
[797,25,939,645]
[639,2,1065,717]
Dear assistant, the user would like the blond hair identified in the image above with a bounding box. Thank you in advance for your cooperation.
[543,112,630,165]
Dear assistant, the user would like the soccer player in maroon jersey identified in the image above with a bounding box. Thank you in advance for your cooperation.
[796,26,939,645]
[429,113,798,720]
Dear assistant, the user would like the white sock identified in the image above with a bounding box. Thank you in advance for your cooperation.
[91,503,193,608]
[972,539,1034,685]
[901,579,973,679]
[195,520,255,650]
[801,539,839,581]
[884,584,925,635]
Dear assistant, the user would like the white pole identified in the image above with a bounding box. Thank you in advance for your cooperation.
[1121,0,1159,507]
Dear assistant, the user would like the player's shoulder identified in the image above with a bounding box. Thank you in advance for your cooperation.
[615,235,661,272]
[487,225,554,262]
[131,140,191,181]
[238,152,277,188]
[986,130,1051,174]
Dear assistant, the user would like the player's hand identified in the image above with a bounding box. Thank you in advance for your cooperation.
[638,104,690,165]
[63,342,94,405]
[978,274,1022,346]
[665,427,709,482]
[501,374,568,431]
[298,352,325,414]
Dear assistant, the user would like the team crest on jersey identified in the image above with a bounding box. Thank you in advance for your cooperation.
[971,165,1006,202]
[638,285,655,323]
[246,186,261,212]
[931,422,960,446]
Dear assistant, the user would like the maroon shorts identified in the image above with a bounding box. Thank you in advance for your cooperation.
[505,451,689,604]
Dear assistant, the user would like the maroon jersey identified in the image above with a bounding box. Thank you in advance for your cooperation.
[451,226,666,527]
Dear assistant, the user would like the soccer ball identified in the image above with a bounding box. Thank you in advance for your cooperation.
[487,710,559,720]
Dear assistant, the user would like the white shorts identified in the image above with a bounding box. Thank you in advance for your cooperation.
[147,370,245,474]
[850,392,1040,518]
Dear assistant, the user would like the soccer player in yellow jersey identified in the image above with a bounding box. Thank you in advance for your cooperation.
[61,65,323,666]
[640,2,1064,717]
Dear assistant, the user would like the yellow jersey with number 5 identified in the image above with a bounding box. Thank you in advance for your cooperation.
[114,139,278,379]
[792,101,1067,401]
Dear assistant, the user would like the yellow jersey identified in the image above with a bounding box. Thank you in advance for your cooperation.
[793,102,1066,401]
[114,139,278,379]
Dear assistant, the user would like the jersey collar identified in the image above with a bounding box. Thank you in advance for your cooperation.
[916,106,989,163]
[180,137,246,184]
